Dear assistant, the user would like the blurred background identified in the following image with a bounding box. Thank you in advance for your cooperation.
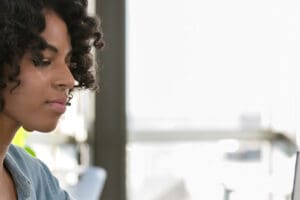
[20,0,300,199]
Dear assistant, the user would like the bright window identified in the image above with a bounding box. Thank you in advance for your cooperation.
[126,0,300,134]
[126,0,300,199]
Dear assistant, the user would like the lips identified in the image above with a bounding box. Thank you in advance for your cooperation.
[46,98,68,113]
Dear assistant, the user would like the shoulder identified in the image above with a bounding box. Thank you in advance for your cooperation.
[7,144,72,199]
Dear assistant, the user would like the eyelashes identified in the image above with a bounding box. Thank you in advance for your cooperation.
[32,56,76,69]
[31,53,50,67]
[33,58,51,67]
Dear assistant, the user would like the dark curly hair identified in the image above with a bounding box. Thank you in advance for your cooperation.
[0,0,104,109]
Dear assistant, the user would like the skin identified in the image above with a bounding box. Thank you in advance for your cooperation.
[0,10,75,199]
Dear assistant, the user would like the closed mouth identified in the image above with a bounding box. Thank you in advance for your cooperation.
[46,99,67,113]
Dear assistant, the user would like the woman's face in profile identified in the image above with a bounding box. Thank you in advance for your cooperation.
[1,10,75,132]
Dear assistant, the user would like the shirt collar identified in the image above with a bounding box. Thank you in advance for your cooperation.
[5,147,32,199]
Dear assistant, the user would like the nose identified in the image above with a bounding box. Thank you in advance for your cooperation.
[54,64,75,91]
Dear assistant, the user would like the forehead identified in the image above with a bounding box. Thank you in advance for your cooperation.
[40,10,71,54]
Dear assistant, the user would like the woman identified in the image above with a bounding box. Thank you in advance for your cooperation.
[0,0,103,199]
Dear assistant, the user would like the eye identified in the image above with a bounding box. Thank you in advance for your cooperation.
[32,58,52,67]
[40,58,51,66]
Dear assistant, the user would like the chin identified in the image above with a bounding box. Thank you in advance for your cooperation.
[23,123,58,133]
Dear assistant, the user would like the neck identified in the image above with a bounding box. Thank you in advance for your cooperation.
[0,113,19,200]
[0,116,20,167]
[0,134,16,167]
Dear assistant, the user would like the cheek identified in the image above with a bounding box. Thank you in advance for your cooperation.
[2,85,61,132]
[6,102,61,132]
[3,84,35,112]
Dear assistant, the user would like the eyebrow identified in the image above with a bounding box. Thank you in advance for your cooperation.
[45,43,72,58]
[45,44,59,53]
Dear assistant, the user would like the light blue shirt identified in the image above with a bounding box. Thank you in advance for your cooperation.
[4,144,72,200]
